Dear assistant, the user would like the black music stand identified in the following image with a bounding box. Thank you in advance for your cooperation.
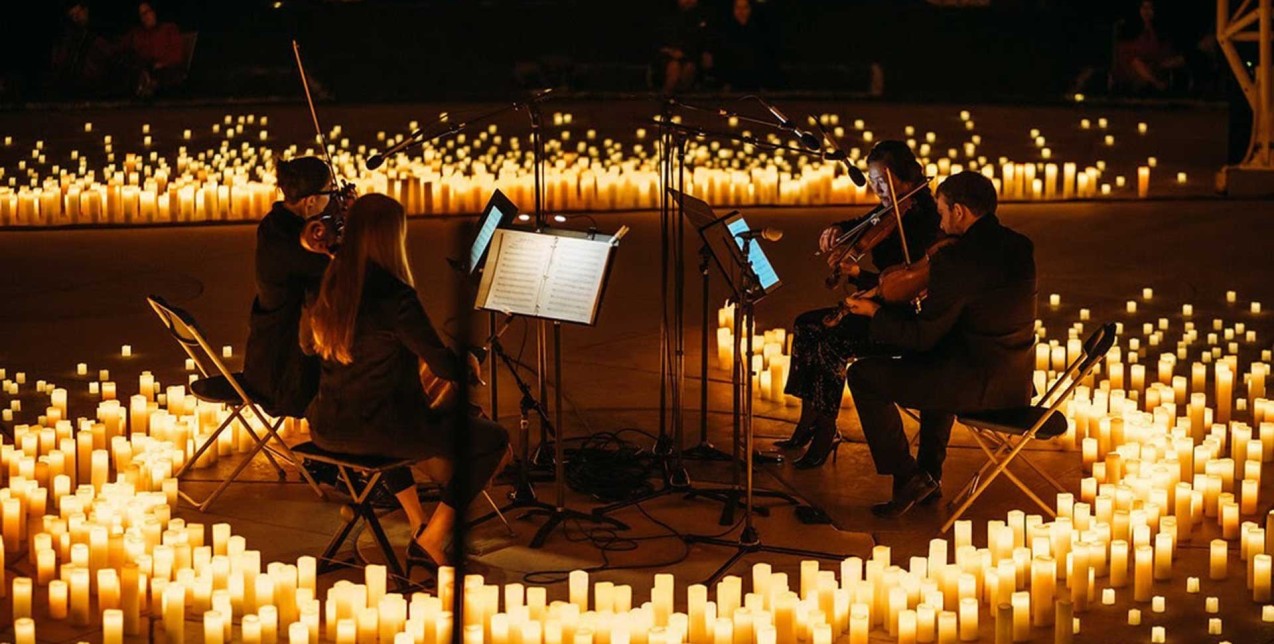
[473,226,630,547]
[683,208,847,585]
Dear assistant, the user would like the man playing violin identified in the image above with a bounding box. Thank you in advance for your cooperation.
[841,171,1036,518]
[242,157,340,418]
[778,140,943,468]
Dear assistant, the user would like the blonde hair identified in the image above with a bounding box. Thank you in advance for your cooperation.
[308,194,413,364]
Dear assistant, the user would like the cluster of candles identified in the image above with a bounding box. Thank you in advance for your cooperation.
[0,109,1182,228]
[0,285,1270,642]
[715,303,796,404]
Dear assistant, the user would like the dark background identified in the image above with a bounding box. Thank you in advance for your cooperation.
[0,0,1228,105]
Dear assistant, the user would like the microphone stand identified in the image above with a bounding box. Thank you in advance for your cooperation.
[592,106,807,527]
[682,238,848,586]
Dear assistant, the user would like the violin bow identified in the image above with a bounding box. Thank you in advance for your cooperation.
[291,40,342,180]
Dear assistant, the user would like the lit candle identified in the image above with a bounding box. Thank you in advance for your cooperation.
[1210,539,1228,580]
[13,576,32,619]
[1254,554,1272,602]
[1054,600,1073,644]
[1011,591,1030,642]
[14,618,34,644]
[1133,545,1153,602]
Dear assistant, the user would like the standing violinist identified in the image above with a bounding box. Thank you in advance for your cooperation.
[840,171,1036,518]
[242,157,339,418]
[777,140,943,468]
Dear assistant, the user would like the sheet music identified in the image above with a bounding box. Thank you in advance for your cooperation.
[537,236,610,323]
[480,231,555,315]
[476,228,615,325]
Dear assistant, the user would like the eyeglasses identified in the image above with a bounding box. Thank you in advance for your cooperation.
[306,188,341,198]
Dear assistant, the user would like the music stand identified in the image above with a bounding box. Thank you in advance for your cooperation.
[683,208,847,585]
[473,226,630,546]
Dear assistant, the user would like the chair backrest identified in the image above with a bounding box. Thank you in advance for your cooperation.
[1038,322,1118,409]
[147,295,250,401]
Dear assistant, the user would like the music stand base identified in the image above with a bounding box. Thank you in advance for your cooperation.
[684,526,848,586]
[522,506,630,549]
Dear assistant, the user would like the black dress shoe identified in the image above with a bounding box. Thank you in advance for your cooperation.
[918,481,943,506]
[870,471,938,518]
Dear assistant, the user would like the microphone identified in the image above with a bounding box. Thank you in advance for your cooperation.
[825,150,868,188]
[364,152,387,171]
[756,97,822,152]
[735,227,783,242]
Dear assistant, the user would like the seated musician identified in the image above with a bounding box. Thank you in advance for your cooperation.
[841,171,1037,518]
[242,157,337,418]
[777,140,942,469]
[302,193,510,570]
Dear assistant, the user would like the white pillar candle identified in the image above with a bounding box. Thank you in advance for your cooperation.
[1054,600,1073,644]
[957,598,977,642]
[12,576,32,619]
[69,566,90,626]
[1255,554,1272,602]
[1031,558,1055,626]
[47,578,68,619]
[1010,592,1030,642]
[14,618,34,644]
[1133,546,1153,602]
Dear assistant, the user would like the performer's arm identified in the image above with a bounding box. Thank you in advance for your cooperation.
[866,255,967,352]
[393,287,464,381]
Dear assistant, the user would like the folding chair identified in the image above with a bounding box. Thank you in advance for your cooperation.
[293,441,513,590]
[147,295,325,511]
[291,441,417,589]
[941,323,1117,533]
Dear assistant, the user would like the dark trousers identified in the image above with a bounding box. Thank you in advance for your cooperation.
[847,356,961,482]
[342,415,509,509]
[783,307,876,417]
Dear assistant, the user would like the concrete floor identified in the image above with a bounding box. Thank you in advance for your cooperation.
[0,99,1271,641]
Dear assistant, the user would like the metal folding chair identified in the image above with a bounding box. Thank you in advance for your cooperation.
[147,295,325,511]
[941,323,1117,533]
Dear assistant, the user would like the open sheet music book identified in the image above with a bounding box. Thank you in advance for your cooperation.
[474,228,620,325]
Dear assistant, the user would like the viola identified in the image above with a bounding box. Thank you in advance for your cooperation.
[821,236,957,328]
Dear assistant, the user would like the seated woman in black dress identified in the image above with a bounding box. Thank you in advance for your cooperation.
[303,193,510,570]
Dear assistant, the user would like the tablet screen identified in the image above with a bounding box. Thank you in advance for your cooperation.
[725,215,780,292]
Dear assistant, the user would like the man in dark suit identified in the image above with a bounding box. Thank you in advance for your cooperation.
[242,157,336,418]
[841,171,1037,518]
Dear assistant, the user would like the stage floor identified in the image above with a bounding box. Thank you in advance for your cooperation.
[2,194,1274,641]
[0,94,1270,641]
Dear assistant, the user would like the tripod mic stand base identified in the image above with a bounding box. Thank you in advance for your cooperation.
[684,485,802,525]
[681,441,733,462]
[683,527,848,586]
[522,506,630,549]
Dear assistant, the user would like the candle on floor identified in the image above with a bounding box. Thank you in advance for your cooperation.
[1011,592,1030,642]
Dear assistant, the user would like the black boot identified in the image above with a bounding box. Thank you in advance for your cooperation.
[793,414,842,469]
[774,405,818,449]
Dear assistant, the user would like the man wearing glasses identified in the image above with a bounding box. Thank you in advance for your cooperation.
[243,157,337,418]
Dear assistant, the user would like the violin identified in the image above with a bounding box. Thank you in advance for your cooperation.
[820,179,934,290]
[821,236,957,328]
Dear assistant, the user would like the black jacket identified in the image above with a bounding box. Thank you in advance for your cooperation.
[242,203,330,416]
[304,264,464,459]
[869,214,1037,411]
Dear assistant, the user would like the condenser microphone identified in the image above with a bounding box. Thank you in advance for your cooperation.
[735,227,783,242]
[757,97,822,152]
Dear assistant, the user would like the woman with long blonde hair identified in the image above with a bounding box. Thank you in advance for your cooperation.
[304,193,509,571]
